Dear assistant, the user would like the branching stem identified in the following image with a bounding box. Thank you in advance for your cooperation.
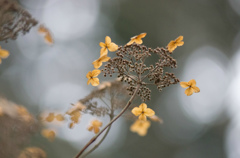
[75,84,140,158]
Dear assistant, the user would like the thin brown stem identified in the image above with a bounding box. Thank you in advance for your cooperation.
[81,117,113,158]
[75,84,140,158]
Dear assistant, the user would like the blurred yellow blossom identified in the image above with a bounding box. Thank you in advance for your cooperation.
[180,79,200,96]
[70,111,81,124]
[88,120,102,134]
[167,36,184,52]
[86,69,101,86]
[131,103,155,121]
[45,113,65,122]
[0,46,9,64]
[92,55,110,69]
[38,25,54,45]
[130,119,151,136]
[41,129,55,141]
[45,113,54,122]
[99,36,118,56]
[127,33,147,45]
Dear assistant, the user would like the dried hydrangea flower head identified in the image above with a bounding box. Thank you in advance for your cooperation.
[103,42,180,101]
[0,0,38,41]
[80,80,129,117]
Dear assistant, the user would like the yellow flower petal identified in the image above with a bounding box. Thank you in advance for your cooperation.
[90,78,100,86]
[139,114,147,121]
[88,126,93,131]
[126,40,134,46]
[38,25,48,34]
[180,81,189,88]
[87,79,91,85]
[192,86,200,93]
[105,36,111,45]
[86,71,92,79]
[44,33,54,45]
[185,87,194,96]
[188,79,196,87]
[144,108,155,117]
[138,33,147,38]
[91,69,101,77]
[139,103,147,111]
[41,129,55,141]
[167,41,177,52]
[130,120,150,136]
[175,36,183,43]
[177,41,184,46]
[92,120,103,127]
[69,122,75,129]
[134,38,143,44]
[100,47,108,56]
[0,49,9,58]
[94,127,100,134]
[92,59,102,69]
[55,114,64,121]
[108,43,118,52]
[99,55,110,62]
[131,107,142,116]
[45,113,55,122]
[99,42,106,48]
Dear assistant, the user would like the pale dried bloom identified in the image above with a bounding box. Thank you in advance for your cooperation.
[0,0,38,41]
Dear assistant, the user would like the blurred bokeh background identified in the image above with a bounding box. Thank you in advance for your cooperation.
[1,0,240,157]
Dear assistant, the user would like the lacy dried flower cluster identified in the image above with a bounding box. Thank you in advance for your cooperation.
[102,33,180,101]
[0,0,38,42]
